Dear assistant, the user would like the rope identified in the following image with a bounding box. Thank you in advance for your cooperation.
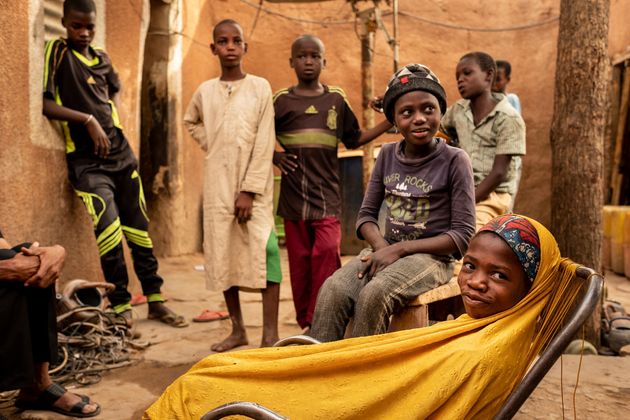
[50,306,148,386]
[397,11,559,32]
[239,0,559,32]
[249,0,265,39]
[0,305,147,410]
[572,327,586,419]
[560,354,565,419]
[240,0,355,25]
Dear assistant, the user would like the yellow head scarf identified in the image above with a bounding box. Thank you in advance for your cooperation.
[145,216,583,419]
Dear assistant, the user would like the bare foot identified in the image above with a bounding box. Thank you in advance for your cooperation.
[260,334,279,348]
[211,332,248,352]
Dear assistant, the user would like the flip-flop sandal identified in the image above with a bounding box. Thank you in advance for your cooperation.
[193,309,230,322]
[130,293,147,306]
[131,293,170,306]
[15,383,100,418]
[148,311,189,328]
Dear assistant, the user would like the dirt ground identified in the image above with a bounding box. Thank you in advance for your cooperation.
[3,247,630,419]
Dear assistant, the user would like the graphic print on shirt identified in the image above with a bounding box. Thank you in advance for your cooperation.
[383,171,433,242]
[326,106,337,130]
[305,105,318,114]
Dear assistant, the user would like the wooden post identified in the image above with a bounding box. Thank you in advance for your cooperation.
[604,63,624,204]
[392,0,399,73]
[611,63,630,204]
[550,0,610,346]
[358,8,377,190]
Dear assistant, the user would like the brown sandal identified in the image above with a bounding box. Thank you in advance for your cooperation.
[148,311,189,328]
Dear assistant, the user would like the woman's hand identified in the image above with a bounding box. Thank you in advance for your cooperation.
[358,243,403,279]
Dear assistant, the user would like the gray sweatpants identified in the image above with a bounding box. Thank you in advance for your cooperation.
[310,248,454,342]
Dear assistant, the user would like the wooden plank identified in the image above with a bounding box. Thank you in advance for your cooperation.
[611,64,630,204]
[389,305,429,331]
[406,276,461,307]
[612,52,630,66]
[605,65,622,204]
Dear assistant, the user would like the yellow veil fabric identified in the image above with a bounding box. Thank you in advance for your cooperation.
[144,217,584,419]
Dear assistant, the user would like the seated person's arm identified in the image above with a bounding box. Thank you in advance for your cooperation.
[0,237,66,287]
[359,222,390,252]
[475,113,525,202]
[21,243,67,287]
[43,97,111,158]
[0,255,39,282]
[394,234,458,258]
[474,154,512,203]
[0,237,39,282]
[358,222,457,279]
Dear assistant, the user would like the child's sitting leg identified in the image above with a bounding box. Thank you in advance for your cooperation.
[311,249,453,342]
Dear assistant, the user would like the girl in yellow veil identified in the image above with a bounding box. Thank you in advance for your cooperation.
[144,215,586,419]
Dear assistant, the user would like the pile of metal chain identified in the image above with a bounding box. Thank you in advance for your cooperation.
[50,306,148,386]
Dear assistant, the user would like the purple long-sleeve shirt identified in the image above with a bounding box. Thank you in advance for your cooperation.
[356,139,476,259]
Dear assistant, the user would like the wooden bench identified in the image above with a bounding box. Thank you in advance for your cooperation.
[344,276,464,338]
[388,276,463,332]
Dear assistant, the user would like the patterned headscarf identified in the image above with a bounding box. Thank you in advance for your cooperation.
[478,214,541,284]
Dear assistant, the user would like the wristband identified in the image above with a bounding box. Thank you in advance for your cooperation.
[84,114,94,125]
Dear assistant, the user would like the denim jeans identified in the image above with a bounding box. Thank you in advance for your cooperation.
[310,248,454,342]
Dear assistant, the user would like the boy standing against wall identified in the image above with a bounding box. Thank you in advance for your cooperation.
[273,35,391,331]
[42,0,186,328]
[185,19,282,351]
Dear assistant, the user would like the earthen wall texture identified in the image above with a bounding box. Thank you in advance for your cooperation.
[2,0,630,280]
[609,0,630,58]
[0,0,102,283]
[106,0,145,154]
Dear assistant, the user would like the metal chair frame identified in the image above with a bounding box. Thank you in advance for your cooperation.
[493,266,603,419]
[202,267,603,420]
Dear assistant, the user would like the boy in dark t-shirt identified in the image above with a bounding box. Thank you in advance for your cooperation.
[42,0,186,328]
[273,35,392,330]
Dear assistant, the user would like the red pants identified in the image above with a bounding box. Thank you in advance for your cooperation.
[284,217,342,328]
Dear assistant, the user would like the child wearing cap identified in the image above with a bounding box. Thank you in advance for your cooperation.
[273,35,392,332]
[310,64,476,342]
